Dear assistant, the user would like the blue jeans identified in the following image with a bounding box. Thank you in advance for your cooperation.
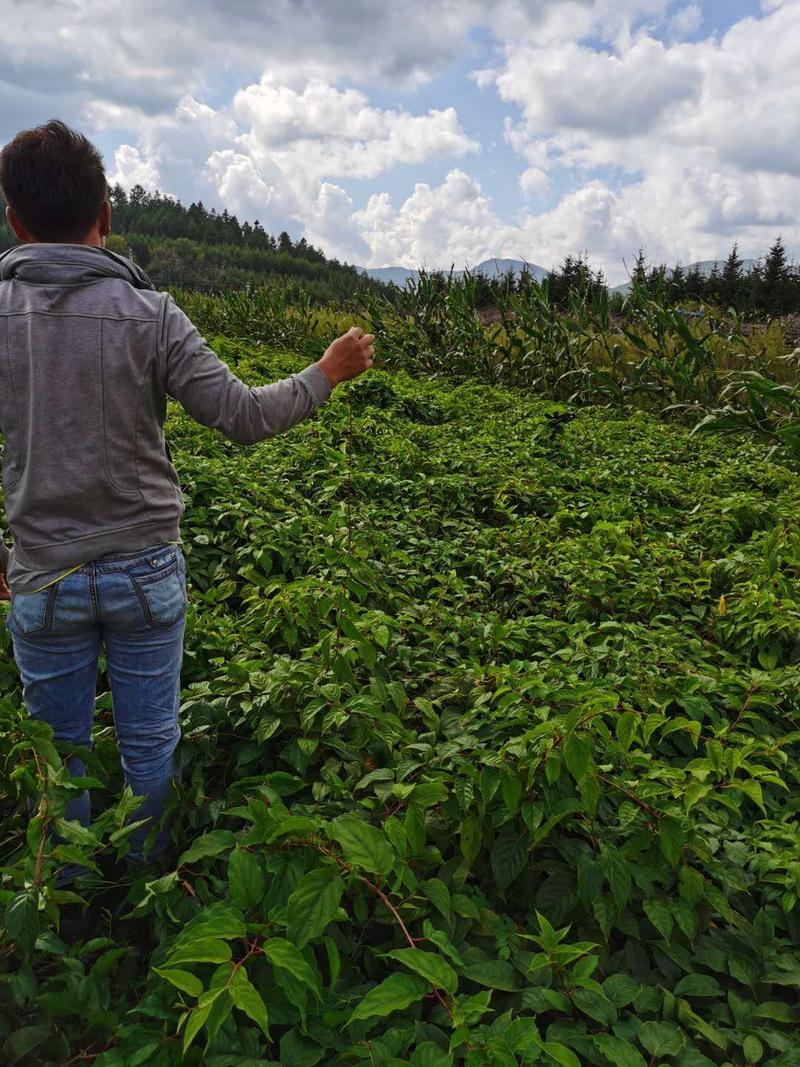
[5,544,187,876]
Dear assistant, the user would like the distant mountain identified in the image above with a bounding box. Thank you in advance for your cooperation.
[355,257,549,286]
[358,255,765,295]
[611,258,761,296]
[355,266,419,286]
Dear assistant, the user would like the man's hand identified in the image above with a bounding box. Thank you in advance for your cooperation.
[316,326,375,389]
[0,566,10,602]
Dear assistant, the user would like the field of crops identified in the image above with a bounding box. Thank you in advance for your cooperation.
[2,336,800,1066]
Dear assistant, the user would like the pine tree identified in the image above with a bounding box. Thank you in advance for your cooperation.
[630,249,648,292]
[668,264,686,302]
[685,263,704,302]
[760,236,792,315]
[719,244,743,308]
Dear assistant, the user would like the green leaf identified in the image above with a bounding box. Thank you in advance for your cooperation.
[601,845,631,909]
[743,1035,763,1064]
[752,1000,795,1023]
[202,987,233,1051]
[347,972,428,1025]
[230,973,270,1039]
[178,829,237,865]
[228,848,266,909]
[638,1022,686,1057]
[573,988,617,1026]
[324,935,341,990]
[659,817,685,867]
[593,1034,647,1067]
[542,1041,581,1067]
[6,891,39,954]
[738,780,765,814]
[404,805,426,853]
[460,960,518,991]
[385,948,458,993]
[603,973,640,1008]
[490,830,529,890]
[421,878,451,920]
[1,1025,51,1063]
[176,902,246,943]
[545,754,562,785]
[460,813,481,865]
[327,816,394,875]
[128,1042,160,1066]
[410,1041,454,1067]
[685,781,711,813]
[673,974,721,997]
[678,866,704,906]
[500,774,522,814]
[643,898,674,943]
[262,937,320,995]
[182,1001,212,1054]
[279,1029,326,1067]
[577,855,603,909]
[286,866,344,948]
[616,712,637,753]
[152,967,203,996]
[167,939,233,965]
[564,733,591,782]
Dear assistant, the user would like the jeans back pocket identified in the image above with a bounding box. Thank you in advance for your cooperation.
[10,584,59,636]
[127,549,188,629]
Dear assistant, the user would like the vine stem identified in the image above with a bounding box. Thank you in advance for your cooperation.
[292,836,456,1023]
[31,750,51,887]
[359,874,453,1020]
[346,386,354,556]
[594,772,661,821]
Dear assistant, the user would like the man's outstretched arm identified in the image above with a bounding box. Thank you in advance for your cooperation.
[159,295,374,444]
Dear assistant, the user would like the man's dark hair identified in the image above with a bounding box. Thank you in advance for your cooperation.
[0,119,108,241]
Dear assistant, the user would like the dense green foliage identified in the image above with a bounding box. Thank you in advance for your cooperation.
[175,277,800,461]
[1,340,800,1065]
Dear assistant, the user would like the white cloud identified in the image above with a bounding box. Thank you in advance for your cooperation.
[519,167,550,198]
[667,3,703,39]
[3,0,799,285]
[474,0,800,279]
[494,36,701,139]
[233,77,478,183]
[204,150,280,223]
[353,170,511,269]
[108,144,162,193]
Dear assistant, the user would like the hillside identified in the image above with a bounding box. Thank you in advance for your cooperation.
[0,185,388,305]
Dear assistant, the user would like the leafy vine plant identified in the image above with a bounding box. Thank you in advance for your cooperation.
[1,319,799,1065]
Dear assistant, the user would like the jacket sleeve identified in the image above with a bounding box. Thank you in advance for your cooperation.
[158,294,331,444]
[0,540,8,571]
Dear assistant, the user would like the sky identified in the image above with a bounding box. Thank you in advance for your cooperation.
[1,0,797,284]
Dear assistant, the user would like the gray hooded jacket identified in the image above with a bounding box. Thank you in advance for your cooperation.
[0,243,330,584]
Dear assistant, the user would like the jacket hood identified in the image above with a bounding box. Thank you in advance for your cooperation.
[0,242,155,290]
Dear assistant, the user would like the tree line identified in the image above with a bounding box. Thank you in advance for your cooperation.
[0,183,796,318]
[0,185,385,305]
[523,239,798,318]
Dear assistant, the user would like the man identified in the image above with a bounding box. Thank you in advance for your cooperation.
[0,120,374,882]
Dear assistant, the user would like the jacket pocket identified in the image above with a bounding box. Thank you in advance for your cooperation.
[128,549,188,628]
[10,584,59,636]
